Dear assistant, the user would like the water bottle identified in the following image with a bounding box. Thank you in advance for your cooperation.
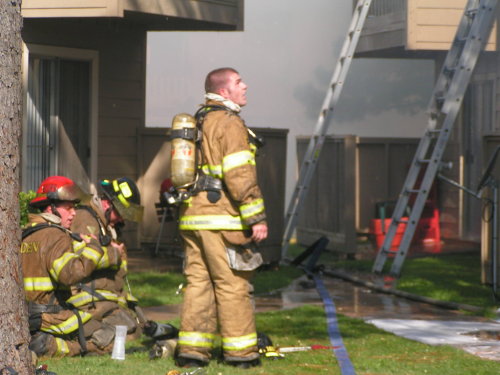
[111,325,127,360]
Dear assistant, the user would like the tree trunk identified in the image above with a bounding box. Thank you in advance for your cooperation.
[0,1,33,374]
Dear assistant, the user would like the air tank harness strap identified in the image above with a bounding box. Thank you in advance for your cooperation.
[72,307,88,355]
[193,173,224,204]
[195,104,264,150]
[194,104,229,124]
[168,127,199,142]
[28,301,66,315]
[27,301,88,355]
[75,282,108,304]
[22,222,83,242]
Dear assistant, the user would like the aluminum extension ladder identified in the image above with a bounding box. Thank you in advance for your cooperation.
[281,0,373,260]
[372,0,498,276]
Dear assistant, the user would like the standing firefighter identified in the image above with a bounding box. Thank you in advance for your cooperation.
[175,67,268,369]
[21,176,122,357]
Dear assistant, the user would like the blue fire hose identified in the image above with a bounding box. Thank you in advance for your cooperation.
[311,272,356,375]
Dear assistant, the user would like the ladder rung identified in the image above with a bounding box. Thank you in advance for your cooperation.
[425,129,442,138]
[380,248,398,255]
[406,189,421,194]
[426,129,442,137]
[465,8,478,18]
[418,159,431,164]
[434,95,445,107]
[443,65,456,76]
[393,218,408,224]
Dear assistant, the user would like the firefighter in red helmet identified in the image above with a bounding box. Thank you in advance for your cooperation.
[21,176,122,357]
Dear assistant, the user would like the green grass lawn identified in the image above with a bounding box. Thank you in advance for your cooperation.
[40,249,500,374]
[126,265,303,307]
[42,305,500,375]
[332,252,500,314]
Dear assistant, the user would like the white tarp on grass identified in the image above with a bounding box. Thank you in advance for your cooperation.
[366,319,500,361]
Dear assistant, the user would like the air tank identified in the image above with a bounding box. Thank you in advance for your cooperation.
[170,113,196,188]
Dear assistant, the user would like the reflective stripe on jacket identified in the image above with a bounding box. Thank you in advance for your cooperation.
[179,100,266,237]
[41,310,92,335]
[66,289,127,309]
[179,215,249,231]
[24,277,55,292]
[70,203,128,311]
[21,215,107,303]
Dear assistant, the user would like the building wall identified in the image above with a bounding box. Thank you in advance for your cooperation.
[433,52,500,241]
[22,18,147,247]
[407,0,497,51]
[295,136,418,254]
[356,0,497,55]
[21,0,240,25]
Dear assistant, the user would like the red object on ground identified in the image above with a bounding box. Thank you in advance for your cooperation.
[370,217,408,254]
[414,202,441,248]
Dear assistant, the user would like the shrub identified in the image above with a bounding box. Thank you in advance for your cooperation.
[19,190,38,227]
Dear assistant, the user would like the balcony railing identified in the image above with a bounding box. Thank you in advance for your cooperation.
[353,0,406,17]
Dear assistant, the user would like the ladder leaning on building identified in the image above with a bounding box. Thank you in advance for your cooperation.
[371,0,499,277]
[281,0,374,260]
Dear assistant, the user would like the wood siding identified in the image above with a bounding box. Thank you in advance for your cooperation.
[22,0,123,18]
[407,0,497,51]
[21,0,241,29]
[356,0,497,55]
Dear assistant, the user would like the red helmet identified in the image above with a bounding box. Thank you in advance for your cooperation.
[30,176,85,208]
[160,178,173,194]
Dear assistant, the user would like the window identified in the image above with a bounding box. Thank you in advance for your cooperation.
[22,45,98,191]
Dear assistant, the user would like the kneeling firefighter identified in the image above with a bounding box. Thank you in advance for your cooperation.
[168,69,268,369]
[69,177,179,351]
[22,176,122,357]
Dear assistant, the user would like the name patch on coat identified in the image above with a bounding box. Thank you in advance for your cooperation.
[20,241,40,254]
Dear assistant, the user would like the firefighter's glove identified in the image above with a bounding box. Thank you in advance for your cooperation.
[29,313,42,333]
[144,321,179,340]
[149,339,177,360]
[258,345,284,359]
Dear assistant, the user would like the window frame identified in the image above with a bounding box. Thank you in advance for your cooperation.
[21,43,99,190]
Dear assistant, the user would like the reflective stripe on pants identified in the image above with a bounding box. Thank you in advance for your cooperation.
[178,229,258,361]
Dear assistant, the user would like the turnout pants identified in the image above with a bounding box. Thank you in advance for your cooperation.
[31,316,114,358]
[178,230,259,362]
